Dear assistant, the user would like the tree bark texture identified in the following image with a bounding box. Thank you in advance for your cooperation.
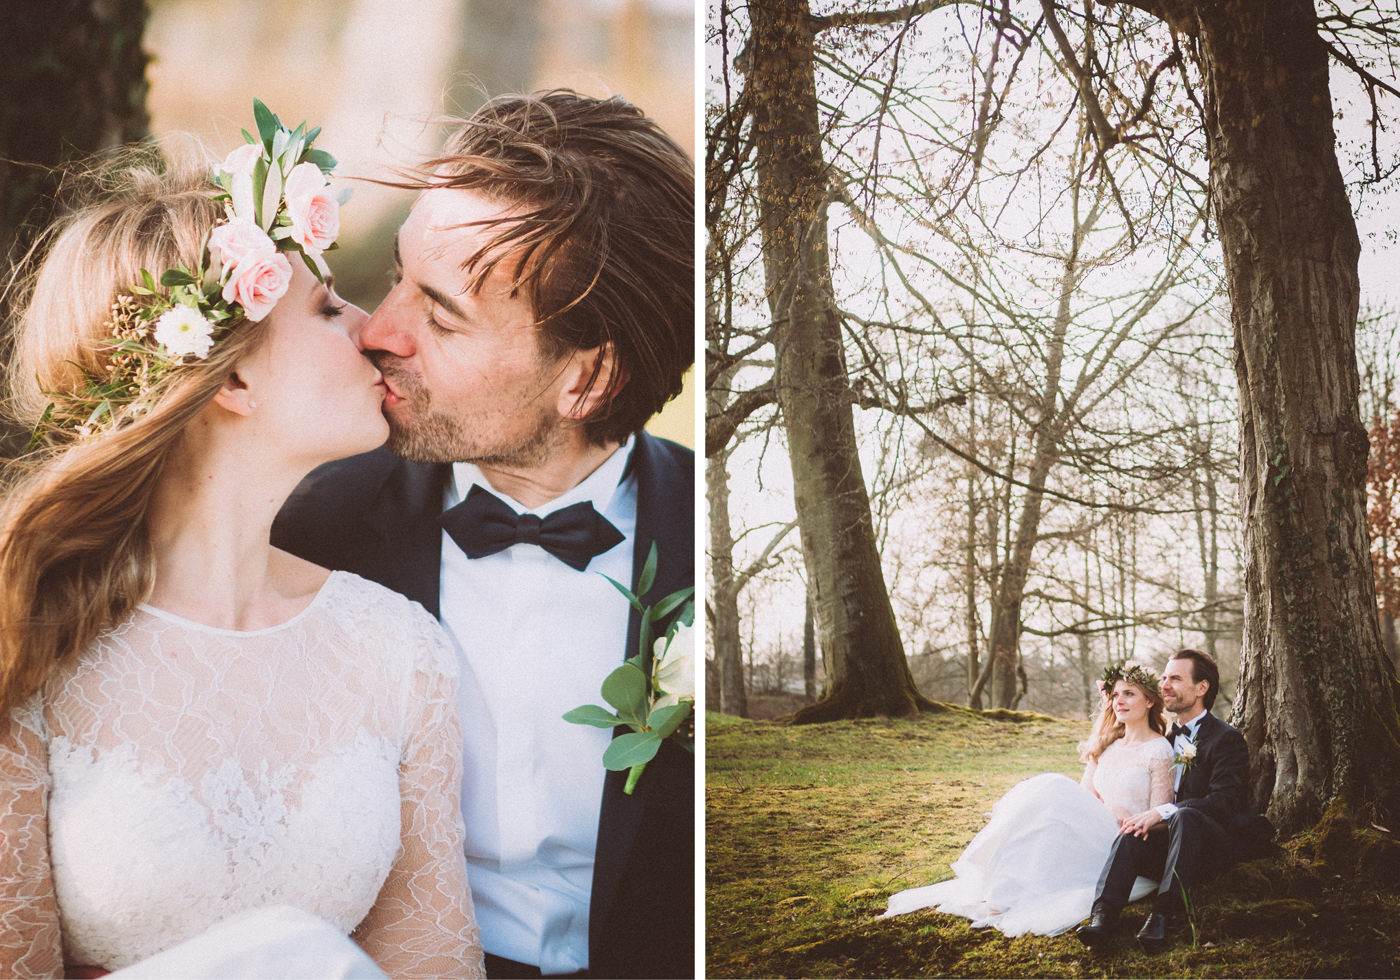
[748,0,933,721]
[1189,0,1400,831]
[0,0,149,258]
[1,0,149,457]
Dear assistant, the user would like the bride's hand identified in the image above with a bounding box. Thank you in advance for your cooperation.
[1109,804,1132,827]
[1119,808,1163,839]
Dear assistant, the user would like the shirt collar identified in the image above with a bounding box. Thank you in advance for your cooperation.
[448,434,636,518]
[1178,711,1208,738]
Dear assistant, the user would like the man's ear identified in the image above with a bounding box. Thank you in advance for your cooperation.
[212,370,257,417]
[557,342,626,422]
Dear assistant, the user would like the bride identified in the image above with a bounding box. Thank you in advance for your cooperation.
[0,104,483,978]
[882,661,1174,936]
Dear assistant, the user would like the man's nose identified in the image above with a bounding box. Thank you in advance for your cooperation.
[359,283,416,357]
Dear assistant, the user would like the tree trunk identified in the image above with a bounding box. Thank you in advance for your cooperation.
[1191,0,1400,832]
[964,471,984,710]
[748,0,933,722]
[0,0,149,455]
[707,447,748,718]
[803,590,817,700]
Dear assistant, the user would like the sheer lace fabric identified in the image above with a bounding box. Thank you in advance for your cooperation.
[0,571,484,978]
[882,736,1175,935]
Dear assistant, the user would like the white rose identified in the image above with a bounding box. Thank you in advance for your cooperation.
[153,304,216,358]
[652,624,695,709]
[1180,741,1198,761]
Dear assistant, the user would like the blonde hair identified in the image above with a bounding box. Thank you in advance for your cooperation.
[1078,675,1169,763]
[0,153,272,717]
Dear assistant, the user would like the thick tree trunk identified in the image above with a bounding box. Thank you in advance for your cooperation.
[748,0,933,722]
[1,0,149,456]
[1192,0,1400,832]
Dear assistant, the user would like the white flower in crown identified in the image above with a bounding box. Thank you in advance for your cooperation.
[653,623,695,709]
[153,304,216,358]
[218,141,265,221]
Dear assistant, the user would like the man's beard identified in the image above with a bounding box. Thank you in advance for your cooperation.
[374,356,565,467]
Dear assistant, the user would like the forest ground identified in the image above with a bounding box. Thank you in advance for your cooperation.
[705,710,1400,978]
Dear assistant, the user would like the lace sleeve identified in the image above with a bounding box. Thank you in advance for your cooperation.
[353,619,484,979]
[1148,738,1175,809]
[1,698,63,979]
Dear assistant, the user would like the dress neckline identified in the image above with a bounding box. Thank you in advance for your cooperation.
[137,570,340,637]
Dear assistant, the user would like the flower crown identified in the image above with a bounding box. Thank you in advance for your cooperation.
[1096,660,1161,700]
[35,100,344,444]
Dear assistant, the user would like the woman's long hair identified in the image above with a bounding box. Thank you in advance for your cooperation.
[0,153,271,717]
[1077,674,1169,763]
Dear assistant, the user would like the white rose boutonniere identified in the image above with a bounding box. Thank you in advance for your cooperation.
[564,543,695,794]
[1174,737,1198,770]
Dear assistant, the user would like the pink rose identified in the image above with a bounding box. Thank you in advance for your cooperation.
[221,250,292,322]
[283,162,340,255]
[220,142,264,178]
[209,217,276,271]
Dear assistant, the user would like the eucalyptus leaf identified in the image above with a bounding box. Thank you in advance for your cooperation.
[562,704,623,729]
[649,587,695,623]
[271,127,290,163]
[304,125,322,148]
[602,731,661,771]
[600,661,648,725]
[637,541,658,595]
[306,148,337,173]
[601,573,644,612]
[647,702,692,739]
[253,99,278,148]
[159,269,197,287]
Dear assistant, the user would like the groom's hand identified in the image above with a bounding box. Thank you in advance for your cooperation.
[1119,808,1163,839]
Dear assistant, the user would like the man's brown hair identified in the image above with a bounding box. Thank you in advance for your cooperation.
[411,90,693,445]
[1172,648,1221,711]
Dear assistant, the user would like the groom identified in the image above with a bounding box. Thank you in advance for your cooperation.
[273,91,694,979]
[1076,648,1269,952]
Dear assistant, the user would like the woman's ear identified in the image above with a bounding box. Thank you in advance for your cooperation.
[557,342,626,422]
[212,370,257,417]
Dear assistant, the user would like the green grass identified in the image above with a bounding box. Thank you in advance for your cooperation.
[705,710,1400,978]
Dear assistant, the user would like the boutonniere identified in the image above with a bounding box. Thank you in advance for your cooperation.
[564,543,695,794]
[1173,737,1198,770]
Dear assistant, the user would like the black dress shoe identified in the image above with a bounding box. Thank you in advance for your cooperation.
[1075,908,1118,947]
[1136,911,1170,951]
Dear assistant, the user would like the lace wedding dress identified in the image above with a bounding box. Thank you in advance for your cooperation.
[882,736,1175,936]
[0,571,484,979]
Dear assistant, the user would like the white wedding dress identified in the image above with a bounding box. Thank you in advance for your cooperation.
[0,571,484,979]
[882,736,1175,936]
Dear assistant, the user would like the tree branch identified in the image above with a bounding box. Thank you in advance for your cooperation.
[706,384,778,455]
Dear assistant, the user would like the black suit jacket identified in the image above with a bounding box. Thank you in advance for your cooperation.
[272,432,695,979]
[1175,711,1270,848]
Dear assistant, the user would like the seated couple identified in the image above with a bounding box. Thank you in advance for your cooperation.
[883,648,1272,951]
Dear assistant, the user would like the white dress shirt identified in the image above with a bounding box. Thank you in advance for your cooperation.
[1155,711,1207,821]
[438,436,636,975]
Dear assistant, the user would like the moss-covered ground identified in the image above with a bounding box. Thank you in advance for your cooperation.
[705,710,1400,978]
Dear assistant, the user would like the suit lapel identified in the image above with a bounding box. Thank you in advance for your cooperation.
[590,432,694,951]
[1179,712,1218,802]
[371,459,451,618]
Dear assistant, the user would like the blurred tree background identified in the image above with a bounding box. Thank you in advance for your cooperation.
[1,0,695,449]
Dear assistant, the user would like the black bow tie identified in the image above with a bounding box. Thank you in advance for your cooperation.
[1170,723,1192,740]
[441,485,624,571]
